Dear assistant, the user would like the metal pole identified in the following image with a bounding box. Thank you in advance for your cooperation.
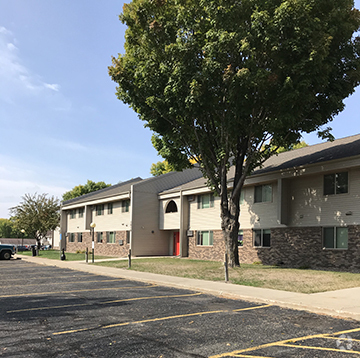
[85,247,88,263]
[224,253,229,282]
[92,229,95,263]
[128,249,131,269]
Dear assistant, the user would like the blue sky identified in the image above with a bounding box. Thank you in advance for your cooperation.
[1,0,360,218]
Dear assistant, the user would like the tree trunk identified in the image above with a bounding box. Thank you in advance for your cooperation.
[221,196,240,267]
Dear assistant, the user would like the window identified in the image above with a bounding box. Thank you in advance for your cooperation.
[70,210,76,219]
[107,231,116,244]
[122,200,130,213]
[96,204,104,216]
[77,233,83,243]
[323,227,348,249]
[108,203,113,215]
[238,230,243,247]
[324,172,348,195]
[254,184,272,203]
[97,232,103,243]
[197,194,214,209]
[126,231,130,244]
[165,200,178,213]
[240,191,244,205]
[78,208,84,218]
[197,231,213,246]
[253,229,271,247]
[69,233,75,242]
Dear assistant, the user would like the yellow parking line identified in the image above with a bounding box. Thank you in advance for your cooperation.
[231,355,273,358]
[7,292,202,313]
[233,305,272,312]
[0,284,157,298]
[53,309,226,335]
[52,304,271,336]
[210,327,360,357]
[7,278,124,288]
[277,342,360,354]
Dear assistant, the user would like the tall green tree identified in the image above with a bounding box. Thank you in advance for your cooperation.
[109,0,360,266]
[62,180,111,201]
[10,193,60,248]
[0,218,16,238]
[150,160,174,176]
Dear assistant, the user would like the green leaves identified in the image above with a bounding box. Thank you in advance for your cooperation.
[62,180,111,201]
[10,193,60,242]
[109,0,360,263]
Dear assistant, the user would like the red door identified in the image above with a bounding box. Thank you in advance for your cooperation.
[173,232,180,256]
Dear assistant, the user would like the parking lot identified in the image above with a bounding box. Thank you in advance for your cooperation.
[1,259,359,357]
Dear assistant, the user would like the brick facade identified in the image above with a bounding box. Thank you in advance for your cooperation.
[188,226,360,271]
[66,231,130,258]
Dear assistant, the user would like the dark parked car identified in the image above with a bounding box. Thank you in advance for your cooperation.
[16,245,30,252]
[0,244,17,260]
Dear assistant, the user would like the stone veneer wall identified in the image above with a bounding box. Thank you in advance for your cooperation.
[66,231,130,257]
[189,226,360,271]
[188,230,225,261]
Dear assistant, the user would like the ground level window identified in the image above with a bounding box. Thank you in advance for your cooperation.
[77,233,82,243]
[97,232,103,243]
[253,229,271,247]
[107,231,116,244]
[197,231,213,246]
[323,227,348,249]
[69,233,75,242]
[238,230,243,247]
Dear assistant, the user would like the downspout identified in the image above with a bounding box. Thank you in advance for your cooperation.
[179,189,183,257]
[129,186,134,255]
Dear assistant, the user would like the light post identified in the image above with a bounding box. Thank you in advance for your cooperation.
[90,222,96,263]
[21,229,25,248]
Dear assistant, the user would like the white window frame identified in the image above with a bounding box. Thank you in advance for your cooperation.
[97,232,103,243]
[323,227,348,249]
[96,204,104,216]
[254,184,272,203]
[197,194,214,209]
[70,210,76,219]
[108,203,113,215]
[122,200,130,213]
[196,231,214,246]
[107,231,116,244]
[253,229,271,247]
[323,172,348,196]
[69,233,75,242]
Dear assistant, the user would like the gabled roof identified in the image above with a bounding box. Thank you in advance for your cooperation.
[159,134,360,194]
[253,133,360,175]
[62,177,143,207]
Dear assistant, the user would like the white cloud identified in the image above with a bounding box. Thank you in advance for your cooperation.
[0,25,65,106]
[44,83,60,92]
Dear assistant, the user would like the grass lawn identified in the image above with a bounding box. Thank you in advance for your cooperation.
[95,257,360,294]
[18,250,112,261]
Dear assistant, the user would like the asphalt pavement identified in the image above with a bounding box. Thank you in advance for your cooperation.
[17,254,360,322]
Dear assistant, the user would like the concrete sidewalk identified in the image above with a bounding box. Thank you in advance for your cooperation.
[17,255,360,322]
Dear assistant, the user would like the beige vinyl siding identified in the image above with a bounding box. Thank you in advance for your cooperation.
[289,168,360,227]
[159,198,181,230]
[132,168,202,256]
[132,190,169,256]
[90,201,131,232]
[188,194,221,231]
[67,208,86,233]
[239,183,279,229]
